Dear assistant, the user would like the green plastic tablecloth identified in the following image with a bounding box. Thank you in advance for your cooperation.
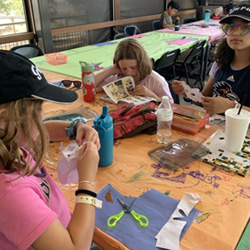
[236,219,250,250]
[31,31,209,79]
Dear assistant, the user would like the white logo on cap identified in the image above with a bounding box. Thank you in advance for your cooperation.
[232,6,250,13]
[31,65,42,80]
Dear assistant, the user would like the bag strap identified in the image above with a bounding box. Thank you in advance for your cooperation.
[120,103,135,116]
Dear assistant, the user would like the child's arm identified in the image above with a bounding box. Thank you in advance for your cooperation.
[43,120,100,149]
[94,64,122,92]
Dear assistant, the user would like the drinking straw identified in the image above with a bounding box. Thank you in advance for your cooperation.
[238,94,247,115]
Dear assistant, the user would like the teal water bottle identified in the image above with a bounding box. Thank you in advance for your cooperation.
[205,9,210,24]
[93,106,113,167]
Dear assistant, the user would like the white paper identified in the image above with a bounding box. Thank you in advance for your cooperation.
[182,82,203,103]
[155,192,202,250]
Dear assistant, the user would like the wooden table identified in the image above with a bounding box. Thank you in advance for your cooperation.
[42,70,250,250]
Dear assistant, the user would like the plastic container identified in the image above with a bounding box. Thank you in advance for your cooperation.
[93,106,113,167]
[172,103,209,135]
[175,17,180,31]
[79,61,96,102]
[156,96,173,144]
[45,53,67,65]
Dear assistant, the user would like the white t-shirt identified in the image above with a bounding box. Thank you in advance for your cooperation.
[99,70,174,103]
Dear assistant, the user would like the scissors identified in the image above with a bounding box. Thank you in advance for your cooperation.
[107,197,148,227]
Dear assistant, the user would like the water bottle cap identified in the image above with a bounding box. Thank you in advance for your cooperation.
[176,16,180,20]
[79,61,94,72]
[162,96,169,101]
[93,105,113,129]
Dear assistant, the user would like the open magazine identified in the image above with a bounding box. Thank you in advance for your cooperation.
[100,76,158,105]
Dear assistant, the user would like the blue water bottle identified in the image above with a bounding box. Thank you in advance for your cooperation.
[93,106,113,167]
[205,9,210,24]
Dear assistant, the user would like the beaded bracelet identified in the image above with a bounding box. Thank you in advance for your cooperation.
[79,180,96,186]
[234,100,240,109]
[75,189,97,197]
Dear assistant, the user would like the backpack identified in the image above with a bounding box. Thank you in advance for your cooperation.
[109,102,157,140]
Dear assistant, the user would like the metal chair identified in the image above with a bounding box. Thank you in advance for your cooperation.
[114,32,126,40]
[124,25,141,36]
[153,48,181,81]
[10,44,44,59]
[153,48,181,104]
[151,20,162,31]
[174,40,206,89]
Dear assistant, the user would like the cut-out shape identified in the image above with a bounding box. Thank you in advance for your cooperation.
[182,82,203,103]
[105,190,113,203]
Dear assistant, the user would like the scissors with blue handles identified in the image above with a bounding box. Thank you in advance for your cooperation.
[107,197,148,227]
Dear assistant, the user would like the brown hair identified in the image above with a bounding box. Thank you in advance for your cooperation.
[214,37,234,69]
[113,38,152,81]
[0,98,47,177]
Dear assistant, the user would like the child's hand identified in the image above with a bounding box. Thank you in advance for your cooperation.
[172,80,186,96]
[111,63,123,75]
[75,123,100,150]
[202,96,234,114]
[130,85,158,99]
[76,141,99,181]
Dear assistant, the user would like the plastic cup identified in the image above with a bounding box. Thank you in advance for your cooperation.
[225,108,250,152]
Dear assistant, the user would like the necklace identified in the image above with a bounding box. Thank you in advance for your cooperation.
[34,167,46,178]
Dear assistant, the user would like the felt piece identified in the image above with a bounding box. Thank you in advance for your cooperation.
[95,184,200,250]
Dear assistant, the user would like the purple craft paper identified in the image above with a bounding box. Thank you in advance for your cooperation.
[92,41,117,46]
[95,184,200,250]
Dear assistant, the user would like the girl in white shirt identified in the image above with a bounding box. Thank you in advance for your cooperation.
[95,38,174,103]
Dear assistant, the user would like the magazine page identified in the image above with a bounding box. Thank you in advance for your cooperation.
[120,95,157,105]
[102,76,135,104]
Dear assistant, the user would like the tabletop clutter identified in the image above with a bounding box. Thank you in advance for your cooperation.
[38,22,250,248]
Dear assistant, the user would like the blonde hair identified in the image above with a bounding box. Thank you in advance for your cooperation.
[113,38,152,81]
[0,98,47,177]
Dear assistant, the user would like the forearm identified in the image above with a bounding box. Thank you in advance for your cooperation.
[67,182,96,249]
[94,67,116,89]
[43,120,70,141]
[162,23,174,29]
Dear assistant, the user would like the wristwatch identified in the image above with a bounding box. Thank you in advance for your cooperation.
[65,117,87,140]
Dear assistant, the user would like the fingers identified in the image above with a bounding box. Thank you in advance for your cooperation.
[75,123,100,149]
[172,80,185,95]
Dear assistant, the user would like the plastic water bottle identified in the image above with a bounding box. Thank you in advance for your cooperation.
[79,61,96,102]
[156,96,173,144]
[175,17,180,31]
[204,9,210,24]
[93,106,113,167]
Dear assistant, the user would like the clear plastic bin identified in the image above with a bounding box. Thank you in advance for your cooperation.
[171,103,209,135]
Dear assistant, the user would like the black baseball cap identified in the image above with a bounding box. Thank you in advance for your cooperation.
[220,4,250,24]
[0,50,78,104]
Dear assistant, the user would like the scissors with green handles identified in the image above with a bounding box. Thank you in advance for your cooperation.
[107,197,148,227]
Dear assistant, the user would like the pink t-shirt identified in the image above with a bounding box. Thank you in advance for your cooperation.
[99,70,174,103]
[0,148,71,250]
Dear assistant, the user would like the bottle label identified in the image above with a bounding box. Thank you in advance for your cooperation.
[157,108,173,121]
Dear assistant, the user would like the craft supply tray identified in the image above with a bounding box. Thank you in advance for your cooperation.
[171,104,209,135]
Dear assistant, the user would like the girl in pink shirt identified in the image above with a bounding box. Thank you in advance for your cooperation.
[0,50,100,249]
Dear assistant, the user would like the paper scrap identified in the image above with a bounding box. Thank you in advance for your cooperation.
[182,82,203,102]
[155,192,202,250]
